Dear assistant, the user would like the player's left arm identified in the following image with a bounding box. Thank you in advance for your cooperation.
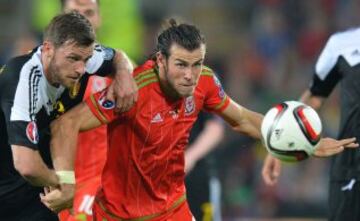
[219,98,358,150]
[87,45,137,112]
[218,99,263,139]
[202,71,263,139]
[219,98,358,186]
[106,49,138,112]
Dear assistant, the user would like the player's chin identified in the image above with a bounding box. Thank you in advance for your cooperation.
[179,90,194,98]
[62,79,76,89]
[178,87,195,97]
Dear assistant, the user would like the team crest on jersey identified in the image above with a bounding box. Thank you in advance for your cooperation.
[69,81,81,99]
[98,91,115,110]
[213,75,225,99]
[185,96,195,115]
[26,121,39,144]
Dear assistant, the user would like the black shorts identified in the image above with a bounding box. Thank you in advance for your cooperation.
[0,184,58,221]
[185,160,211,221]
[329,179,360,221]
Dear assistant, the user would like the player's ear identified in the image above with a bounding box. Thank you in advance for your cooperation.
[156,52,165,69]
[42,40,55,59]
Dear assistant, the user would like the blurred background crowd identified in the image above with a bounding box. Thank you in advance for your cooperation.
[1,0,360,220]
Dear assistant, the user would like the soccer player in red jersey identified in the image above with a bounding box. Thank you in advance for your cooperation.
[46,20,358,220]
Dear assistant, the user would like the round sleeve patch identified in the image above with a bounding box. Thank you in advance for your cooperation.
[26,121,39,144]
[98,91,115,110]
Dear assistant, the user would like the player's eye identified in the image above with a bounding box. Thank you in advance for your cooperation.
[68,56,79,62]
[194,62,202,67]
[176,63,186,68]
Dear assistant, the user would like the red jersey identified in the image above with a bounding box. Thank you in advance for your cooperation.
[85,60,230,219]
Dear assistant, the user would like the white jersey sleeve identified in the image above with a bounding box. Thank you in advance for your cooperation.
[86,44,116,75]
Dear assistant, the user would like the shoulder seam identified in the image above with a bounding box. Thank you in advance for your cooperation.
[201,66,214,76]
[134,69,154,79]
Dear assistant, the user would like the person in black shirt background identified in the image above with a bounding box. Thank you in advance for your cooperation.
[262,27,360,221]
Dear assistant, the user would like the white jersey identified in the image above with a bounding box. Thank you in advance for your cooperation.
[309,27,360,181]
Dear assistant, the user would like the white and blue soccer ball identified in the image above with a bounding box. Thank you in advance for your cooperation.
[261,101,322,162]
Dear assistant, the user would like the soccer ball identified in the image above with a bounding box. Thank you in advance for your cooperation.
[261,101,322,162]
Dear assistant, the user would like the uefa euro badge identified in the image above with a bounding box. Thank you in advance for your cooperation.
[26,121,39,144]
[213,75,225,99]
[185,96,195,115]
[98,91,115,110]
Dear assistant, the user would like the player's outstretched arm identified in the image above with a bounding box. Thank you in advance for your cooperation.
[218,99,263,139]
[218,99,284,186]
[106,49,138,112]
[313,137,358,157]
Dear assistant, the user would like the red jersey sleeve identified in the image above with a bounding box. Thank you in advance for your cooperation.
[202,69,230,113]
[85,89,117,124]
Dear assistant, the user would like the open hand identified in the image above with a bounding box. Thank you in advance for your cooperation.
[106,72,138,113]
[314,137,358,157]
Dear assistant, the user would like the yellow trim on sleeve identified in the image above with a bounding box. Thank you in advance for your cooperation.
[214,95,228,110]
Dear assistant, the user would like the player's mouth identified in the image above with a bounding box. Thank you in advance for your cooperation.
[180,83,195,87]
[68,76,80,81]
